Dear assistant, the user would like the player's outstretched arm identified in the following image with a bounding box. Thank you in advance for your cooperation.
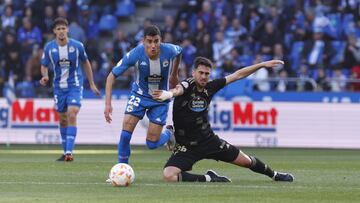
[104,73,115,123]
[82,60,100,96]
[169,54,182,89]
[152,84,184,102]
[225,60,284,85]
[39,65,49,86]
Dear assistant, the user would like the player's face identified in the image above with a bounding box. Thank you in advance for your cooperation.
[192,65,211,88]
[143,35,161,59]
[53,24,68,41]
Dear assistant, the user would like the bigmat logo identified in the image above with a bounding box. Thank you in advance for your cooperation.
[209,102,278,132]
[0,100,59,129]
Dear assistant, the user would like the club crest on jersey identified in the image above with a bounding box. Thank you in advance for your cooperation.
[69,46,75,53]
[188,96,207,112]
[163,60,169,67]
[52,48,58,52]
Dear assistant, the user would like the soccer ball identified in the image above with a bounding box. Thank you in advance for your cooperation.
[109,163,135,187]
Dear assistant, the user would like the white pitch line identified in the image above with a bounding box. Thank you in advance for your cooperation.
[0,181,359,190]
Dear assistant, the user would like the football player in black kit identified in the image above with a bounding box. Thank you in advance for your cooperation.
[152,56,294,183]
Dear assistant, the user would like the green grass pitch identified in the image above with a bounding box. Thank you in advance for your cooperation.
[0,145,359,203]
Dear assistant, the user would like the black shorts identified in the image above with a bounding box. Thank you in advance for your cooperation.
[164,135,239,171]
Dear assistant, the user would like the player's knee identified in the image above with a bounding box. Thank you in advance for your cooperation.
[123,120,135,131]
[59,118,67,127]
[163,168,178,182]
[67,112,77,123]
[146,139,158,149]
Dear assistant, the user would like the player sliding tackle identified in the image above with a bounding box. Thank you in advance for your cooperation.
[152,57,294,182]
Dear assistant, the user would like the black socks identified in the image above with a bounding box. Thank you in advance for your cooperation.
[249,156,275,178]
[178,171,207,182]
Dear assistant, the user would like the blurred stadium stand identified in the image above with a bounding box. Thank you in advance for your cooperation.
[1,0,360,99]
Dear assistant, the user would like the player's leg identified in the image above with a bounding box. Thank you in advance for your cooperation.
[145,123,172,149]
[54,91,68,161]
[118,114,140,163]
[163,167,229,182]
[231,150,294,182]
[64,105,80,161]
[163,144,230,182]
[163,151,210,182]
[118,94,146,163]
[63,88,82,161]
[57,112,68,161]
[207,136,294,182]
[145,103,174,150]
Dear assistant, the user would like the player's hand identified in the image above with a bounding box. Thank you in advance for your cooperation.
[104,104,113,123]
[151,90,163,101]
[39,76,49,86]
[261,60,284,68]
[152,90,173,102]
[90,84,101,96]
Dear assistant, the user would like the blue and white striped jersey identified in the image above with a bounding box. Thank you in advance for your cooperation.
[112,43,182,98]
[41,38,88,89]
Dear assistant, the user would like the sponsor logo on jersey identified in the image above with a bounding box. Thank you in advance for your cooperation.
[147,74,163,83]
[188,96,207,112]
[59,58,71,68]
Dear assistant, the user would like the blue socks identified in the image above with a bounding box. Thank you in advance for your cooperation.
[60,127,67,154]
[65,126,77,154]
[118,130,132,163]
[146,129,171,149]
[118,128,171,163]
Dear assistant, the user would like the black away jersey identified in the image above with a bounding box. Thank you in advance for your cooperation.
[172,77,226,145]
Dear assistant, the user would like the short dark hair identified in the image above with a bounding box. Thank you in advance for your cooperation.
[144,25,161,37]
[52,17,68,29]
[194,56,213,69]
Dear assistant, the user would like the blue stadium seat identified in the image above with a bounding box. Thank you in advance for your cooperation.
[262,54,272,61]
[342,68,351,77]
[16,81,34,98]
[98,15,118,31]
[284,33,293,50]
[325,13,342,40]
[342,13,355,36]
[290,41,304,71]
[115,0,135,17]
[330,41,346,65]
[239,55,254,67]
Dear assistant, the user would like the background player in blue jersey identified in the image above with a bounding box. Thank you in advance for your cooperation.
[40,17,100,161]
[104,25,182,163]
